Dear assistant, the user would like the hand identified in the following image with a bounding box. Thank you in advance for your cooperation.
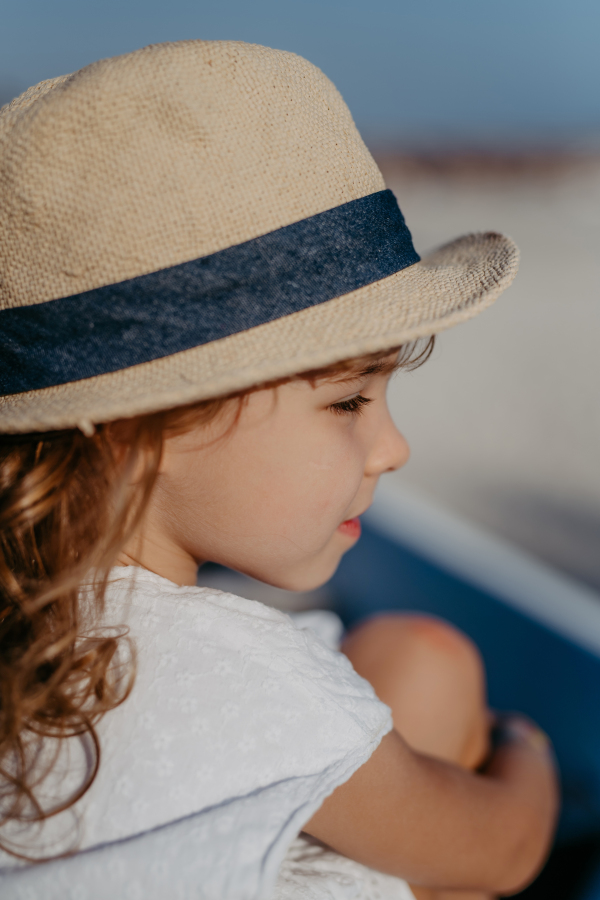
[489,713,552,756]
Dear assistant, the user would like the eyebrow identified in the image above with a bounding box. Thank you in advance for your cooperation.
[331,358,399,384]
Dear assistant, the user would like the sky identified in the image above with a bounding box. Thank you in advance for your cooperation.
[2,0,600,150]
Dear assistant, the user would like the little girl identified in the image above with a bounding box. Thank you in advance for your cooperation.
[0,40,557,899]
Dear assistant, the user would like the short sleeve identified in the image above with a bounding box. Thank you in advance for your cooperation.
[0,569,392,899]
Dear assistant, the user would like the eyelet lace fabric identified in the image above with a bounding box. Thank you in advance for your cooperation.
[275,835,416,900]
[0,567,414,899]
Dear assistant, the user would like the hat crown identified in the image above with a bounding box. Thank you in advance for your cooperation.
[0,40,384,311]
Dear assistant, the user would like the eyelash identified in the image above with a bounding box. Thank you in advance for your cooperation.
[329,395,373,416]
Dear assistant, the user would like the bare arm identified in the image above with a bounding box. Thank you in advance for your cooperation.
[304,717,559,896]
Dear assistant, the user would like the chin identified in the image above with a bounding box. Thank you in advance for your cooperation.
[270,551,345,594]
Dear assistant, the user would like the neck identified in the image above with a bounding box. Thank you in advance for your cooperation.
[116,529,201,586]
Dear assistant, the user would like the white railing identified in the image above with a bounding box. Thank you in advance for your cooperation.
[366,483,600,658]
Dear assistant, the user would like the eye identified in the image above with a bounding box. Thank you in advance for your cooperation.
[329,394,373,416]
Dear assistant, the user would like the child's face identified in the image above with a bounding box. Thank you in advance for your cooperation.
[136,354,409,589]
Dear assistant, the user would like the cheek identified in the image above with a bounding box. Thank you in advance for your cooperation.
[253,441,364,543]
[157,413,367,568]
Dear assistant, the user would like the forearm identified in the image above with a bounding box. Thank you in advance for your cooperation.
[305,723,559,895]
[397,740,558,893]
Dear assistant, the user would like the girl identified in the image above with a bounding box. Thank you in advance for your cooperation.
[0,40,557,899]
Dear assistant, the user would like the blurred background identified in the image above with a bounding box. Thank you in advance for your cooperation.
[2,0,599,592]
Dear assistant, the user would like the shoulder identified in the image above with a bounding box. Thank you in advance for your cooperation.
[104,566,391,733]
[106,566,301,640]
[106,566,341,668]
[68,567,393,850]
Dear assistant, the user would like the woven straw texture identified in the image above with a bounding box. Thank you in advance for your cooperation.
[0,40,518,432]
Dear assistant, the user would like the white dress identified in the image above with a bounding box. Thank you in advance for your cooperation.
[0,567,414,900]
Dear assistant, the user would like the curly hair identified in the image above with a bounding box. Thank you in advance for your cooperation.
[0,338,434,859]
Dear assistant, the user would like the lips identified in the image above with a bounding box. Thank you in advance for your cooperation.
[337,517,361,539]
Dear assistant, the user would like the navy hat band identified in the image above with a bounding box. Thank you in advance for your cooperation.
[0,190,419,395]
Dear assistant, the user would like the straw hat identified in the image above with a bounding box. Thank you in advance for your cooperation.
[0,40,518,434]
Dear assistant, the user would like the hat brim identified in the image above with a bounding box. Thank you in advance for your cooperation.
[0,231,517,433]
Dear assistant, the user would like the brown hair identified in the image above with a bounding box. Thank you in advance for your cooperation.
[0,339,433,858]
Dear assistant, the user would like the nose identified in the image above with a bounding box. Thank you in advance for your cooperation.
[365,411,410,477]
